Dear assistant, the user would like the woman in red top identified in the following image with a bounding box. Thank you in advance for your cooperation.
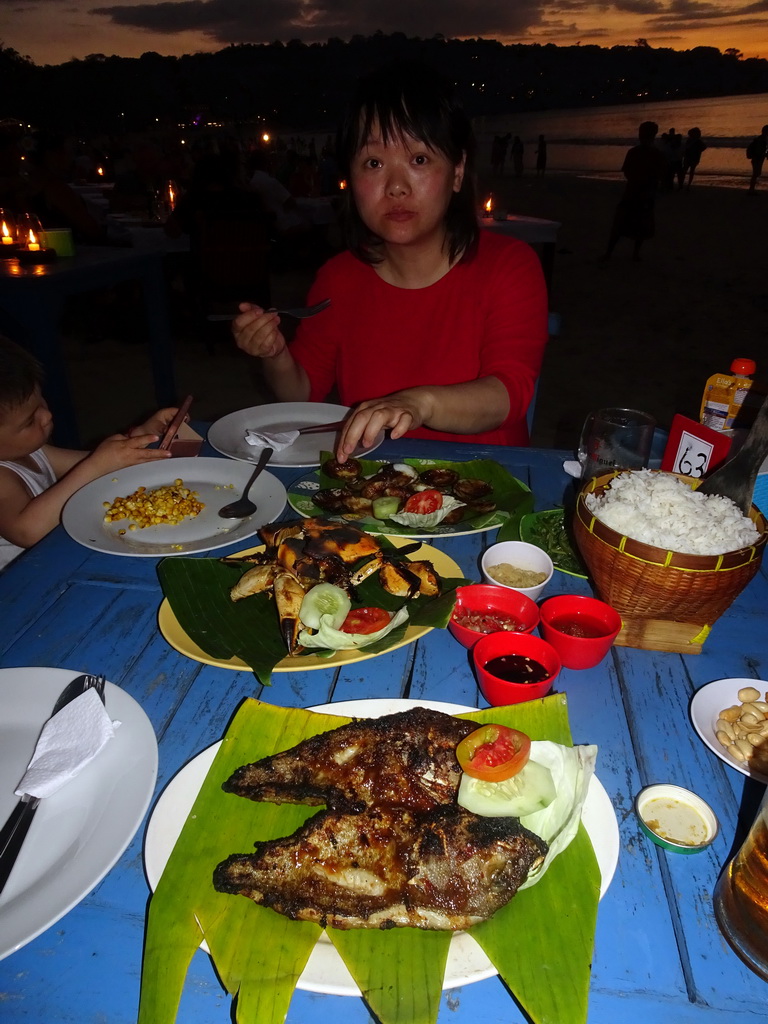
[233,62,548,461]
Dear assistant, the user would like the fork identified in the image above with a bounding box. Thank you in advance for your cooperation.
[0,673,106,896]
[206,298,331,323]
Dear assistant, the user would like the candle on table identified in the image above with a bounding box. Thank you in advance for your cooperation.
[27,231,40,252]
[483,195,493,217]
[1,224,12,244]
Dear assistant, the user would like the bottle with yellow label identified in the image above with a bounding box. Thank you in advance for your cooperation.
[700,358,762,431]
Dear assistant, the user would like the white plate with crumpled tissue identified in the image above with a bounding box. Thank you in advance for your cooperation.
[207,402,384,468]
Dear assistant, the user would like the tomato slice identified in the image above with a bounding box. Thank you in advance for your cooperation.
[456,725,531,782]
[403,489,443,515]
[339,606,392,634]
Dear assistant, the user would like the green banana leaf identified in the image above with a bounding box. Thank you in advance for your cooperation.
[287,456,532,537]
[157,537,470,685]
[139,694,601,1024]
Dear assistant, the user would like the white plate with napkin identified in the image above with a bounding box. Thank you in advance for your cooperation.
[0,667,157,960]
[207,402,385,468]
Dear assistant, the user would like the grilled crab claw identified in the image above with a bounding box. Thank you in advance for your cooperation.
[404,560,442,598]
[274,570,308,654]
[350,553,425,600]
[230,564,277,602]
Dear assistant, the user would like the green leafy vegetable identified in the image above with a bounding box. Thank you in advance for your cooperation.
[519,508,588,577]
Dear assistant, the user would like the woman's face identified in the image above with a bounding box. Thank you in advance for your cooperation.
[350,125,465,251]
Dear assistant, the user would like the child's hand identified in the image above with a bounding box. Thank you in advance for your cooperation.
[128,407,180,438]
[86,433,172,474]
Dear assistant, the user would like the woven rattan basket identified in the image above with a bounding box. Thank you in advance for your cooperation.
[573,471,768,653]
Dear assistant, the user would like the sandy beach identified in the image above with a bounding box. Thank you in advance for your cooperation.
[62,171,768,452]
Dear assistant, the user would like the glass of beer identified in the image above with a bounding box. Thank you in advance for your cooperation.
[713,788,768,980]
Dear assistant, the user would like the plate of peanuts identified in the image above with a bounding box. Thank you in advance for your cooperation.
[62,458,287,557]
[690,678,768,784]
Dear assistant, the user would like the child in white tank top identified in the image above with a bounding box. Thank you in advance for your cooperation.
[0,336,180,570]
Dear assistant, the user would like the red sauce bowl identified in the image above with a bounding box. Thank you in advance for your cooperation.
[538,594,622,669]
[473,631,561,706]
[449,584,540,649]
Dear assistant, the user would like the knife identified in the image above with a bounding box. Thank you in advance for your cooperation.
[0,673,106,896]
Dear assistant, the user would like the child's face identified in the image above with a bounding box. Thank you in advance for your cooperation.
[0,388,54,460]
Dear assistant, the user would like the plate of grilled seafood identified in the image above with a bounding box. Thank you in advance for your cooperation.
[207,402,385,468]
[287,455,532,538]
[144,698,619,996]
[157,518,467,681]
[62,458,287,557]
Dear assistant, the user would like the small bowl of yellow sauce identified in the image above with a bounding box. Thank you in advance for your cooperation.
[635,784,719,854]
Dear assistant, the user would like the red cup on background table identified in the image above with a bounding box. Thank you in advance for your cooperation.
[473,631,560,706]
[449,584,540,649]
[539,594,622,669]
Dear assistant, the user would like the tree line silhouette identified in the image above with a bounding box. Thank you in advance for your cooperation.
[3,33,768,136]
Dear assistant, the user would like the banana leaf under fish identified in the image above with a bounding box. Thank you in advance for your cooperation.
[139,694,600,1024]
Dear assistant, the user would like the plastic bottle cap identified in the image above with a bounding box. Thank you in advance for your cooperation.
[730,358,756,376]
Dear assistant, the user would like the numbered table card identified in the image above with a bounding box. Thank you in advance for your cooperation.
[661,414,735,479]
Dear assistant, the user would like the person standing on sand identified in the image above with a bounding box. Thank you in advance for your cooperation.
[602,120,666,262]
[511,136,524,177]
[747,125,768,192]
[681,127,707,190]
[536,135,547,177]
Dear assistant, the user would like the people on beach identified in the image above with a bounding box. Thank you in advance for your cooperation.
[658,127,684,190]
[602,120,666,262]
[511,136,524,177]
[747,125,768,192]
[681,128,707,189]
[232,61,548,459]
[0,336,179,570]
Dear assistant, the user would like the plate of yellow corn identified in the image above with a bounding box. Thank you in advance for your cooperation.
[62,458,287,557]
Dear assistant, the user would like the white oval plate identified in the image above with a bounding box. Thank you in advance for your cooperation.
[690,677,768,785]
[62,458,287,557]
[0,667,157,960]
[144,698,619,996]
[207,402,384,468]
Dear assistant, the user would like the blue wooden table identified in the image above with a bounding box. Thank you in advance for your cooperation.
[1,438,766,1023]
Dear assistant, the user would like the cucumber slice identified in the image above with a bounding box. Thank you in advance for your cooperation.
[299,583,351,631]
[457,759,556,817]
[372,496,401,520]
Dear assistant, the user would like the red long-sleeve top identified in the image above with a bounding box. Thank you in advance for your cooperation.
[289,229,548,446]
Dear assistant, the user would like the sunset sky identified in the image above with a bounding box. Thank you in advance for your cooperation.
[3,0,768,68]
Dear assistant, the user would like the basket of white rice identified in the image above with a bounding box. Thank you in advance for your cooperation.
[573,469,767,652]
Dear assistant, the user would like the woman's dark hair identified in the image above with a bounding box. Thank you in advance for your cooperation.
[336,61,478,264]
[0,335,43,412]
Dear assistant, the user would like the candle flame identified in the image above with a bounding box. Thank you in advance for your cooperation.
[484,196,493,213]
[97,166,104,176]
[262,133,270,143]
[27,229,40,251]
[1,221,9,238]
[339,179,347,190]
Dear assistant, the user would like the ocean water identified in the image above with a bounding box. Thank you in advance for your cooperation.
[475,92,768,187]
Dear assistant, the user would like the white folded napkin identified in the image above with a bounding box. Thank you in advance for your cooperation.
[563,460,583,479]
[15,688,121,800]
[245,429,299,452]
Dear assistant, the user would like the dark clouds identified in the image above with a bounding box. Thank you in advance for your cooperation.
[81,0,766,52]
[88,0,546,43]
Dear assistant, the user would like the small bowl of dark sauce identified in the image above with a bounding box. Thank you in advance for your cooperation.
[473,631,561,706]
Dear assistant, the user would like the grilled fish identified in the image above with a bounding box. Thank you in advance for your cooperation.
[214,803,547,930]
[222,707,475,814]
